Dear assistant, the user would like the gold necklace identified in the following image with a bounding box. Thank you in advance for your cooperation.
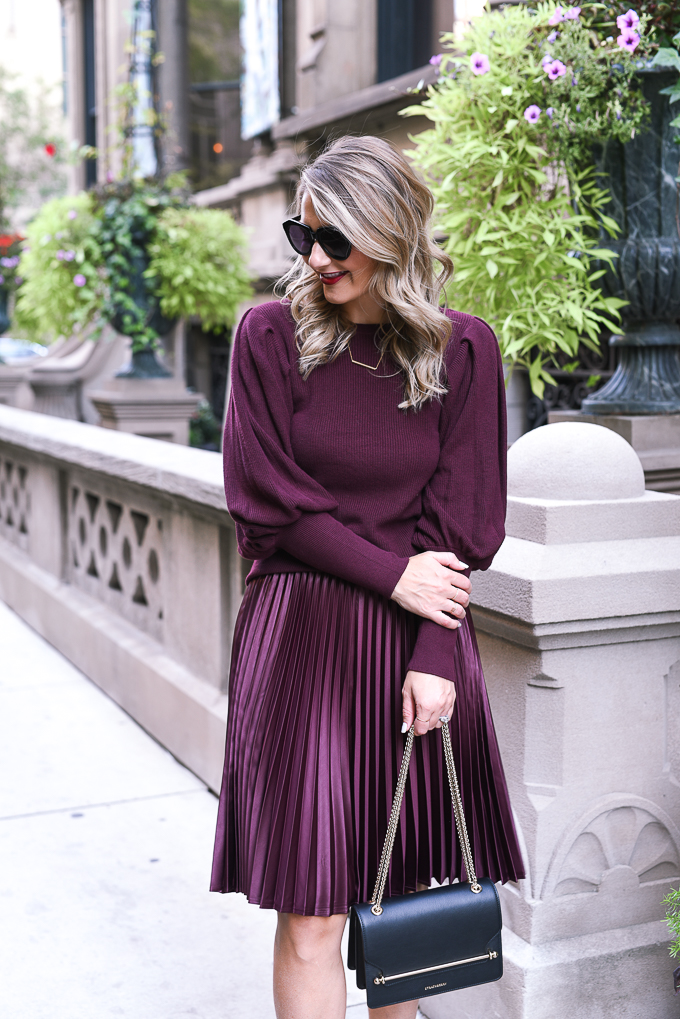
[347,342,385,371]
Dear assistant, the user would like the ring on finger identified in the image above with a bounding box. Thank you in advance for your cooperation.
[415,716,429,722]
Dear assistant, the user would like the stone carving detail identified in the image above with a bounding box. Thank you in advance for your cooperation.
[0,454,30,552]
[554,806,680,896]
[68,483,163,640]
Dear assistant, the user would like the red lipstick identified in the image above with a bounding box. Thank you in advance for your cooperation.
[319,271,348,286]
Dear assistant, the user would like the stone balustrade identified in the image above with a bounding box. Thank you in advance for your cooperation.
[423,422,680,1019]
[1,406,679,1018]
[0,404,241,791]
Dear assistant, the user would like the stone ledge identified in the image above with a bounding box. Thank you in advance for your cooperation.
[472,534,680,624]
[506,490,680,545]
[0,405,227,513]
[421,919,674,1019]
[471,604,680,650]
[272,64,439,140]
[0,537,228,792]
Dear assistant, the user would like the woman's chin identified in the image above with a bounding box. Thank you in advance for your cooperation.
[323,283,359,306]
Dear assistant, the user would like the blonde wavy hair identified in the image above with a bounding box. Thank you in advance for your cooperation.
[276,136,453,410]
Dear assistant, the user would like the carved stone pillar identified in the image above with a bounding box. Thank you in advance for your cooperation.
[421,422,680,1019]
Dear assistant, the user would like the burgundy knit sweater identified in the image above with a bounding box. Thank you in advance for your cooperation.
[223,301,507,684]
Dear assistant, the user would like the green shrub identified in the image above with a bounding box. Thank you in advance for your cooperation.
[15,193,104,343]
[147,206,253,332]
[404,1,653,395]
[664,885,680,958]
[15,183,252,348]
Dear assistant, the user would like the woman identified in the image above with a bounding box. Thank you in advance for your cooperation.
[211,136,524,1019]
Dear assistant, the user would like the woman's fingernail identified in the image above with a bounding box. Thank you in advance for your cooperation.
[458,562,469,570]
[401,722,408,733]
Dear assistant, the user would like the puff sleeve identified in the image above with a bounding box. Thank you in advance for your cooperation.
[406,317,507,683]
[224,307,409,599]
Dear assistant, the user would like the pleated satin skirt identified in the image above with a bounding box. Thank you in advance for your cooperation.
[210,571,525,916]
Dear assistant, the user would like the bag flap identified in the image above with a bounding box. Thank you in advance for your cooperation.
[354,879,501,975]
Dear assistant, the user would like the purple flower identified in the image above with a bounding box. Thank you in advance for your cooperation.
[14,276,22,286]
[56,249,65,260]
[547,30,559,43]
[546,59,567,80]
[73,273,86,287]
[470,52,490,75]
[64,250,75,261]
[616,9,639,32]
[542,53,554,69]
[576,104,581,112]
[572,75,578,85]
[68,210,77,220]
[617,28,640,53]
[429,53,443,66]
[55,231,64,240]
[524,104,542,124]
[546,107,555,118]
[548,5,564,26]
[0,275,5,285]
[563,6,581,19]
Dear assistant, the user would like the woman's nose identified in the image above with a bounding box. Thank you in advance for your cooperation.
[309,241,332,270]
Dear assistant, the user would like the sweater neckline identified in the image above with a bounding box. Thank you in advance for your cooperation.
[351,322,382,336]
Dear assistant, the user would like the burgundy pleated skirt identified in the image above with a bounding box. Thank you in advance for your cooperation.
[210,571,524,916]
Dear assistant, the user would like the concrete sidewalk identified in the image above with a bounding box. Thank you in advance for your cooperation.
[0,601,369,1019]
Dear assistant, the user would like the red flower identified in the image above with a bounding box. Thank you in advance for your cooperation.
[0,233,23,250]
[45,143,56,157]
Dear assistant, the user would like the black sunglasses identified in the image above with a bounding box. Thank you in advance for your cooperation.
[282,216,353,261]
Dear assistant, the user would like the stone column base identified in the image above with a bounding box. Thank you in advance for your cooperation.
[0,367,31,409]
[419,919,675,1019]
[90,377,201,445]
[548,410,680,494]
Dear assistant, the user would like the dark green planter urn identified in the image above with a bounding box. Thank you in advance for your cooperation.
[110,253,176,347]
[115,347,172,379]
[583,66,680,416]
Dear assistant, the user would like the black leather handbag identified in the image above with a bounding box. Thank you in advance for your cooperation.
[347,720,503,1010]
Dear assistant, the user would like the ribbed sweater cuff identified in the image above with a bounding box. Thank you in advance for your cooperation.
[278,512,409,601]
[407,619,459,684]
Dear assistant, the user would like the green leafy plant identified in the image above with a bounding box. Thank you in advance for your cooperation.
[147,206,252,331]
[189,397,222,449]
[15,176,252,350]
[404,1,658,395]
[14,194,105,343]
[664,885,680,958]
[90,176,189,350]
[15,180,252,350]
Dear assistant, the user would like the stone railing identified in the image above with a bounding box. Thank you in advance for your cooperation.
[0,404,241,791]
[1,405,680,1018]
[423,421,680,1019]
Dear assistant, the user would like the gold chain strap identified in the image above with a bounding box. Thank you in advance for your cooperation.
[369,721,482,916]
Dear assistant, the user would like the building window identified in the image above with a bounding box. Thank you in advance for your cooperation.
[83,0,97,186]
[377,0,433,83]
[188,0,252,191]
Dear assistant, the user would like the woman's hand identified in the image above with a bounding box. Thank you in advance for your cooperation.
[402,670,456,736]
[391,551,471,629]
